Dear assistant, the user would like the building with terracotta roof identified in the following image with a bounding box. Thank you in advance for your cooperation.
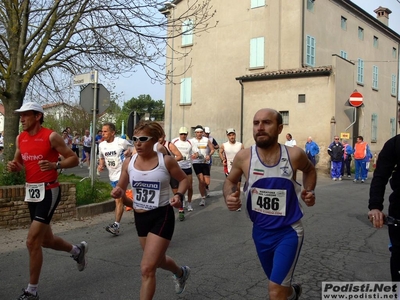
[162,0,399,168]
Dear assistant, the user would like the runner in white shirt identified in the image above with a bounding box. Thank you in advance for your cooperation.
[219,128,244,211]
[285,133,297,147]
[98,122,133,235]
[172,127,199,213]
[190,125,214,206]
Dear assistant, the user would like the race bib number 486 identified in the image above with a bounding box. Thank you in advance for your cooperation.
[250,188,286,216]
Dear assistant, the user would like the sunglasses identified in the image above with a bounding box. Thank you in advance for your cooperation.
[132,136,153,143]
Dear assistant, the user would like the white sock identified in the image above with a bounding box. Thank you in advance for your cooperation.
[69,245,80,256]
[114,222,120,228]
[27,284,38,295]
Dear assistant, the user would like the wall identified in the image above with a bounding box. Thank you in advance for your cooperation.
[0,183,76,229]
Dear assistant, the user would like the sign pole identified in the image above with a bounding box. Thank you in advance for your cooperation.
[90,70,98,187]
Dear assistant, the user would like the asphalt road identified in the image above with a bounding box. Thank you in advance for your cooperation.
[0,165,393,299]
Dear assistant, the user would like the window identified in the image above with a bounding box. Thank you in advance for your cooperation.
[371,114,378,143]
[358,27,364,40]
[298,94,306,103]
[340,50,347,59]
[393,47,397,58]
[390,118,396,137]
[251,0,265,8]
[182,19,193,46]
[180,77,192,104]
[306,35,315,67]
[279,111,289,125]
[341,16,347,30]
[372,65,379,90]
[357,58,364,84]
[250,37,265,68]
[391,74,397,96]
[307,0,314,11]
[373,36,379,48]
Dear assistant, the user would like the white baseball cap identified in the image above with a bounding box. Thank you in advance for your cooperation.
[14,102,44,114]
[204,127,211,133]
[226,128,236,134]
[179,126,188,134]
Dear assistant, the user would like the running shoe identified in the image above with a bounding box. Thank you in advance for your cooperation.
[17,289,39,300]
[199,199,205,206]
[236,208,241,212]
[79,161,83,168]
[205,189,210,198]
[179,209,185,221]
[105,223,120,236]
[187,204,193,212]
[173,266,191,294]
[361,180,365,183]
[292,283,302,300]
[71,241,88,271]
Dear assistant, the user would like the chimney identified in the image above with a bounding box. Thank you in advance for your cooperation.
[374,6,392,27]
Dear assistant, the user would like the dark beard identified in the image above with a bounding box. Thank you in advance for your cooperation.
[255,134,275,148]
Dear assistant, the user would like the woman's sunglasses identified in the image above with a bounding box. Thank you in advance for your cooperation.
[132,136,153,143]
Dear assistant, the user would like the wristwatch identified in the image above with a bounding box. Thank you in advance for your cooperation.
[56,161,61,170]
[306,190,315,195]
[174,192,184,202]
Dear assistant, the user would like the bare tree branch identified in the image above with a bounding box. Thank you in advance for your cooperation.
[0,0,217,161]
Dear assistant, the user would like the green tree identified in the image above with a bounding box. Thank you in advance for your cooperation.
[116,94,164,134]
[0,1,216,161]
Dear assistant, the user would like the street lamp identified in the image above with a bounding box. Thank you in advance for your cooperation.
[160,1,176,140]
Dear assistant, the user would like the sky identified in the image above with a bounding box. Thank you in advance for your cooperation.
[110,0,400,105]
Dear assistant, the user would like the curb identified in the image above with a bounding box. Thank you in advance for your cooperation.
[76,199,116,219]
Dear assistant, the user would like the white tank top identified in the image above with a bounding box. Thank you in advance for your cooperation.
[83,135,92,147]
[128,151,171,210]
[223,141,243,173]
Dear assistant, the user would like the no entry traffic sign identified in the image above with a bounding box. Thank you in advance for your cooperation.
[349,91,363,107]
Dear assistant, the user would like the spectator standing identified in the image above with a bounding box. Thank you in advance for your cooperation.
[190,125,214,206]
[80,129,92,168]
[223,108,316,300]
[0,131,4,155]
[327,136,344,181]
[62,130,72,148]
[341,139,353,178]
[172,127,199,214]
[110,121,190,299]
[203,126,219,196]
[285,133,296,147]
[7,102,87,300]
[363,143,373,180]
[71,131,80,158]
[353,136,368,183]
[305,136,319,166]
[368,108,400,282]
[98,123,134,236]
[95,129,103,156]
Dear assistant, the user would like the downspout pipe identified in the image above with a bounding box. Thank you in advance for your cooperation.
[239,79,244,143]
[301,0,305,67]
